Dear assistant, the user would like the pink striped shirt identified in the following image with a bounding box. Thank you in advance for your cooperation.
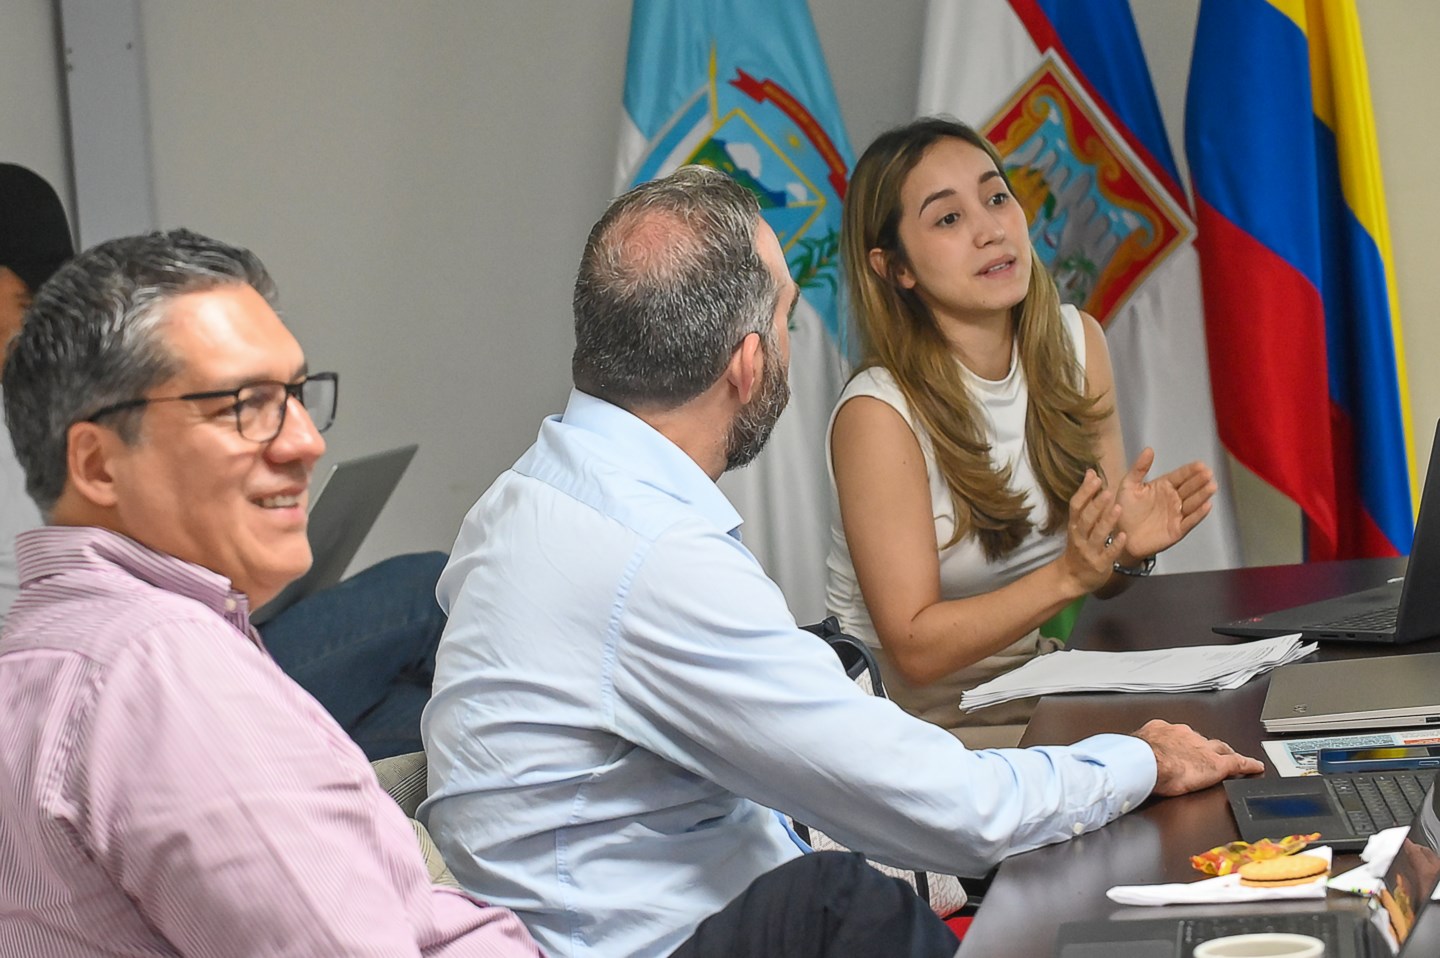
[0,526,542,957]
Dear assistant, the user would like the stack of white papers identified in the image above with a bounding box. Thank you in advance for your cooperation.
[959,635,1316,711]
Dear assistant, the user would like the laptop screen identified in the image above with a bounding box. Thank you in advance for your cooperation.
[1375,780,1440,952]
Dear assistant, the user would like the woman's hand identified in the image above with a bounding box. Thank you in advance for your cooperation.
[1159,458,1218,538]
[1114,448,1215,560]
[1058,469,1125,595]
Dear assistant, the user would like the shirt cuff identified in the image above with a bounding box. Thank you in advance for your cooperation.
[1072,732,1158,813]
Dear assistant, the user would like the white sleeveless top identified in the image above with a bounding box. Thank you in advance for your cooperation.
[823,305,1086,743]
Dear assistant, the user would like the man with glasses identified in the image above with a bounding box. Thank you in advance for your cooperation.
[0,163,447,762]
[0,228,543,956]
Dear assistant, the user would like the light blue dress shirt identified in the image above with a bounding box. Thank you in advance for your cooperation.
[421,389,1157,958]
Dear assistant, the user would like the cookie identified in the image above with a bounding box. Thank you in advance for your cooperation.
[1237,853,1328,888]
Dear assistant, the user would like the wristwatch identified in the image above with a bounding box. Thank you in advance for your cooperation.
[1112,554,1157,577]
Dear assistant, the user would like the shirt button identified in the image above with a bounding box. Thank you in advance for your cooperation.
[224,597,238,612]
[1072,822,1084,835]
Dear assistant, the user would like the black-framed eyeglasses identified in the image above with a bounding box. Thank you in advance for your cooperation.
[83,371,339,442]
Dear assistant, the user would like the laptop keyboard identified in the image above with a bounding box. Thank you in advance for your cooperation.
[1332,770,1434,834]
[1308,607,1398,631]
[1180,912,1347,955]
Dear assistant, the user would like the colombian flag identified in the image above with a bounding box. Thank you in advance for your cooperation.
[1186,0,1413,561]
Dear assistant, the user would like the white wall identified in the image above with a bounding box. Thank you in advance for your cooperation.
[1,2,72,228]
[137,2,629,570]
[1361,0,1440,529]
[130,0,928,574]
[4,0,1436,574]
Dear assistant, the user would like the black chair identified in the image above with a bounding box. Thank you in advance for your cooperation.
[801,616,886,697]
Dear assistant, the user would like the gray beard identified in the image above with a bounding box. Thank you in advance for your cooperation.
[724,342,790,472]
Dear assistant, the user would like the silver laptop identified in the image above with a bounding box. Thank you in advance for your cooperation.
[250,444,417,625]
[1259,652,1440,734]
[1212,421,1440,645]
[1056,778,1440,957]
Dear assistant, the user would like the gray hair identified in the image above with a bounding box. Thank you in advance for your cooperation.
[572,165,781,410]
[3,228,277,516]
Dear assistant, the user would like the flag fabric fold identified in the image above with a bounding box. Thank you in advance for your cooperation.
[1186,0,1413,561]
[616,0,854,619]
[919,0,1241,573]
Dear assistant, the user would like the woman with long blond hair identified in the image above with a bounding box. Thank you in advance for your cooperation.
[826,117,1215,747]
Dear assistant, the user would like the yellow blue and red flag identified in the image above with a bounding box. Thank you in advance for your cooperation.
[615,0,854,619]
[1186,0,1412,561]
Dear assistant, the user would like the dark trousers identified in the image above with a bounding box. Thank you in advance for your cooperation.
[670,852,959,958]
[262,551,447,759]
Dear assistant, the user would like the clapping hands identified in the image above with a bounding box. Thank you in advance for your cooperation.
[1058,470,1126,594]
[1057,451,1216,595]
[1114,448,1215,561]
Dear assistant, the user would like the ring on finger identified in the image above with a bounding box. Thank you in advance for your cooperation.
[1104,534,1115,548]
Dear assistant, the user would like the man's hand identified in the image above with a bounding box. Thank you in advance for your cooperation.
[1132,719,1264,797]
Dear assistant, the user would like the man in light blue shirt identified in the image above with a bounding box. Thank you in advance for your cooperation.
[421,167,1262,958]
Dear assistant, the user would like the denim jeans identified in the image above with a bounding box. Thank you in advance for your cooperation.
[260,551,447,760]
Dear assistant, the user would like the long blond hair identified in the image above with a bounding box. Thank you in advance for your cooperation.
[842,117,1106,559]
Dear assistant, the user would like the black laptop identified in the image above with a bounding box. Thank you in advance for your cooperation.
[1212,422,1440,644]
[1226,769,1436,852]
[1056,777,1440,957]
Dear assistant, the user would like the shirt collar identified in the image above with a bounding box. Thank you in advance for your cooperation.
[16,525,258,638]
[557,389,744,538]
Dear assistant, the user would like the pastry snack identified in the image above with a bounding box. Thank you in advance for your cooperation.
[1237,854,1330,888]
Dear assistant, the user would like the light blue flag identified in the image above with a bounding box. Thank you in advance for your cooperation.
[616,0,854,619]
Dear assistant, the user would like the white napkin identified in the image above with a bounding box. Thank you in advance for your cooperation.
[1107,847,1333,905]
[1327,826,1409,897]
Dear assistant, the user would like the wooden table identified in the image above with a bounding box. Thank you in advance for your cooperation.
[957,557,1440,956]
